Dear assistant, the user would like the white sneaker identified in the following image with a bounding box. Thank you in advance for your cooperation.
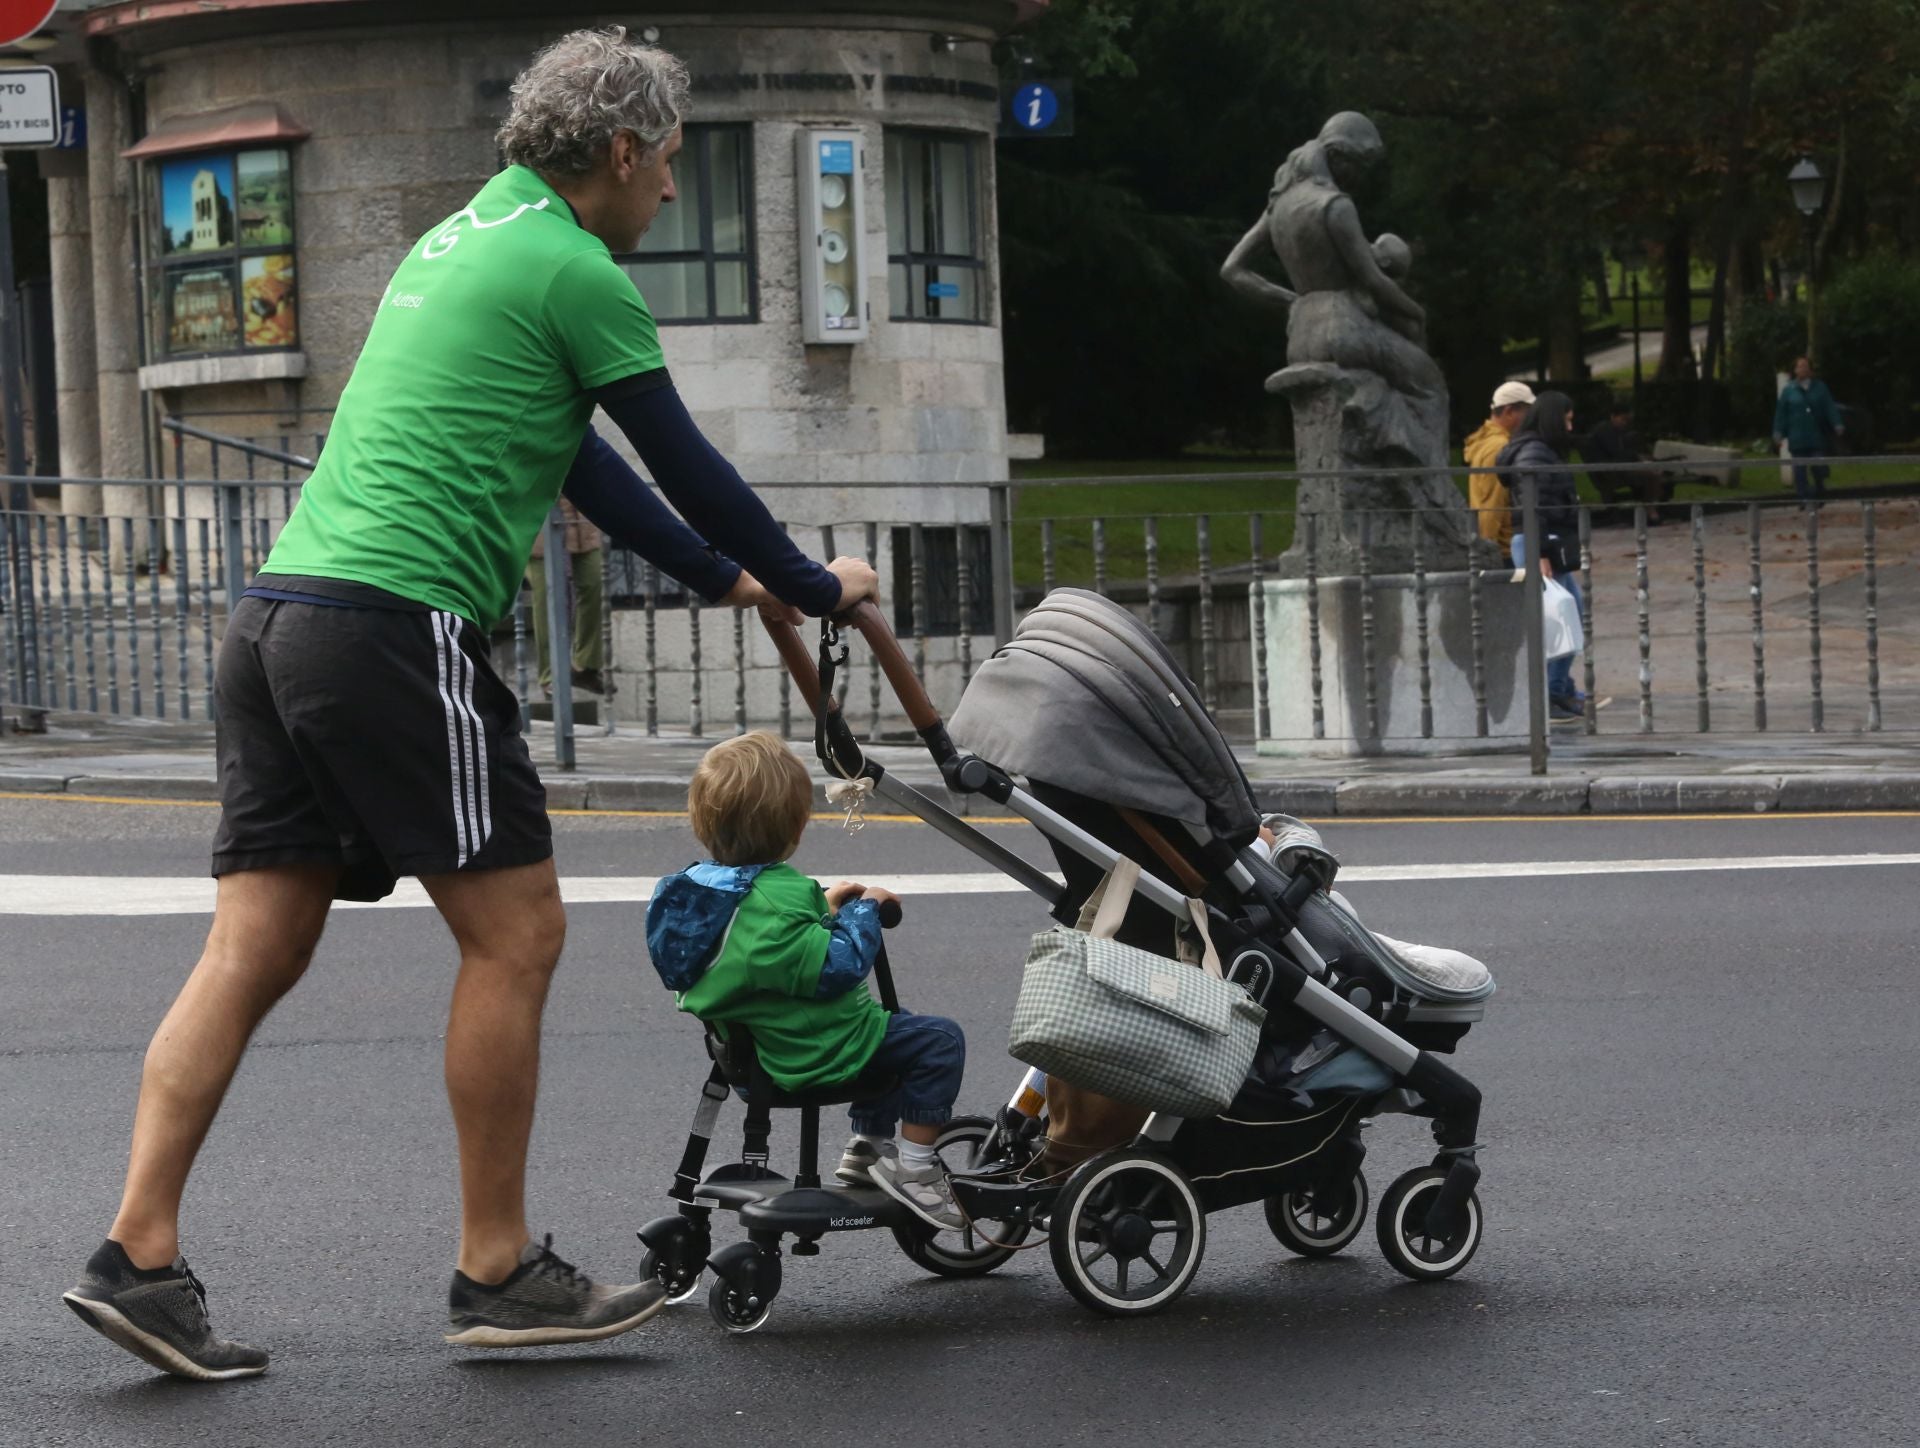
[835,1135,894,1186]
[870,1155,964,1230]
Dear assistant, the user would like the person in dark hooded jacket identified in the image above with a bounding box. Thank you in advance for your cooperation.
[1499,391,1586,717]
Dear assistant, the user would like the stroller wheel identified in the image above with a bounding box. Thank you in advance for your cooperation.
[892,1116,1030,1278]
[1376,1166,1483,1282]
[639,1247,704,1305]
[1048,1150,1204,1317]
[707,1274,773,1334]
[1264,1171,1369,1258]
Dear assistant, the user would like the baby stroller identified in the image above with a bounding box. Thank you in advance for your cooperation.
[648,590,1492,1322]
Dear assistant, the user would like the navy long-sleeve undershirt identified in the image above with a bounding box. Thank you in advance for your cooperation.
[563,373,843,617]
[560,428,741,603]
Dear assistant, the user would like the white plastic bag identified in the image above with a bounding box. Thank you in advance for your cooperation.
[1542,575,1584,659]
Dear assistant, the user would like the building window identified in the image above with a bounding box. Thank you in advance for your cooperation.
[885,130,986,324]
[147,148,299,360]
[616,124,756,324]
[890,526,995,636]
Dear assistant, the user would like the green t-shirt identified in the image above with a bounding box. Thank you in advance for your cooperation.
[675,864,889,1093]
[262,166,665,626]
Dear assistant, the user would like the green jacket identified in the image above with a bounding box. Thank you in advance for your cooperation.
[1774,378,1842,454]
[664,863,887,1092]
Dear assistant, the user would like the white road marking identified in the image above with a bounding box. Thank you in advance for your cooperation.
[0,871,1058,917]
[3,852,1918,917]
[1339,852,1920,883]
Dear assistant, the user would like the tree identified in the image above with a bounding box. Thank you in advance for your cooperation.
[995,0,1920,455]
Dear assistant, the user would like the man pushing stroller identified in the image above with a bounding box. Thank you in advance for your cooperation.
[647,733,970,1228]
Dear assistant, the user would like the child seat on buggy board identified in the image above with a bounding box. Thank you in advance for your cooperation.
[636,898,1022,1335]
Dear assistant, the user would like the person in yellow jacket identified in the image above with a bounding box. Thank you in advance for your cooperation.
[1464,381,1535,549]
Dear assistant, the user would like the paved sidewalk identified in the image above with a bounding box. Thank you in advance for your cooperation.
[7,710,1920,817]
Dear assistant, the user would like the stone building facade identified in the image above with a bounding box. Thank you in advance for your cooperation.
[25,0,1037,726]
[37,0,1031,488]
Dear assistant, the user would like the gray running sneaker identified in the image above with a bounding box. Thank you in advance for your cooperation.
[445,1235,667,1348]
[834,1135,895,1186]
[870,1155,965,1230]
[62,1240,268,1382]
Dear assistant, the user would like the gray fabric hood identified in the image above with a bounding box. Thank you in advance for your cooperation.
[948,589,1262,846]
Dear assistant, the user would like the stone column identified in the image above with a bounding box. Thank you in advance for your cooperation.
[85,65,152,560]
[40,148,100,513]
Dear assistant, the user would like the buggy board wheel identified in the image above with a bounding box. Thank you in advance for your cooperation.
[892,1115,1031,1278]
[1048,1149,1205,1317]
[707,1273,773,1334]
[639,1246,704,1305]
[1264,1171,1369,1258]
[1376,1166,1482,1282]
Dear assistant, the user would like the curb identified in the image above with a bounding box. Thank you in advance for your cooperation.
[9,769,1920,817]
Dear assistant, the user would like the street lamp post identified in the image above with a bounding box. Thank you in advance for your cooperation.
[1617,239,1647,412]
[1787,156,1826,359]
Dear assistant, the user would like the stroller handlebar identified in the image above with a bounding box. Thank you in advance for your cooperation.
[759,599,944,734]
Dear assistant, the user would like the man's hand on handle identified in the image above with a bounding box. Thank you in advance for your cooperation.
[721,570,803,625]
[727,556,877,623]
[827,556,879,612]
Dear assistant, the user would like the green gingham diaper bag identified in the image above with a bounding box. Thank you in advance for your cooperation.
[1008,857,1266,1119]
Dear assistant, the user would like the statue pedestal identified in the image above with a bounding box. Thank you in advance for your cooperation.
[1254,569,1531,756]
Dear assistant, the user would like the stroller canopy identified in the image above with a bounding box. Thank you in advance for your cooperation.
[949,589,1262,847]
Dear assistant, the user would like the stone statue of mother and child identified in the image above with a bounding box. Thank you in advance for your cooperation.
[1224,112,1525,752]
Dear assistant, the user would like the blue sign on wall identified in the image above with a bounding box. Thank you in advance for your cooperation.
[57,106,85,150]
[999,79,1073,139]
[818,139,854,174]
[1012,83,1059,132]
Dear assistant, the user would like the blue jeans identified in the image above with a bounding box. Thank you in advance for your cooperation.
[1511,535,1583,704]
[848,1012,966,1135]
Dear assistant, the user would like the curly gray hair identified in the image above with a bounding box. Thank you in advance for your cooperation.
[497,28,690,179]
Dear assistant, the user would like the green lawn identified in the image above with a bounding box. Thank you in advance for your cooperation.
[1005,455,1920,587]
[1597,296,1714,330]
[1009,473,1298,589]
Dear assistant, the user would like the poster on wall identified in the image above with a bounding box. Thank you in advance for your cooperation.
[159,154,235,255]
[167,266,240,354]
[236,149,293,247]
[242,254,296,348]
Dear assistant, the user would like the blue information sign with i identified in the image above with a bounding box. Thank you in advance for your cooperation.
[818,139,855,174]
[1013,83,1059,133]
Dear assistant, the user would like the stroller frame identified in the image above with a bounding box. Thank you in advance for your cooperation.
[644,602,1487,1323]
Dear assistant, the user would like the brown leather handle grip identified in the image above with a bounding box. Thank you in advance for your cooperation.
[839,600,941,731]
[760,612,829,717]
[757,601,941,733]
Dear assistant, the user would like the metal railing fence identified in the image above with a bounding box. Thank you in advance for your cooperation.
[9,443,1920,774]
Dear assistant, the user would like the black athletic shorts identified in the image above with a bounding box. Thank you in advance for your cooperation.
[211,592,552,901]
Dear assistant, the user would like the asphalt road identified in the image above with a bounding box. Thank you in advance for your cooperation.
[3,794,1917,1447]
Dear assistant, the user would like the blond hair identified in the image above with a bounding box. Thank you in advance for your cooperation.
[497,27,690,180]
[688,733,814,865]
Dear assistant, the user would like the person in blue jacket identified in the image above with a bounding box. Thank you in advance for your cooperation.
[1773,356,1845,503]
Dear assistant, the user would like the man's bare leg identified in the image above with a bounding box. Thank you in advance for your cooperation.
[108,865,338,1268]
[423,859,566,1285]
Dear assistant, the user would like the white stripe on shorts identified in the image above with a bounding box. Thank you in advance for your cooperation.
[442,612,485,863]
[454,615,492,852]
[431,610,473,867]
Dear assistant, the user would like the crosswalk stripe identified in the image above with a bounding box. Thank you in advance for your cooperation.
[4,852,1919,916]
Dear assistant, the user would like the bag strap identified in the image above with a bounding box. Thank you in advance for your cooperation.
[1076,855,1142,939]
[1184,898,1225,980]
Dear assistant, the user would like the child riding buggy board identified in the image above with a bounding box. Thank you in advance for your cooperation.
[639,589,1493,1325]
